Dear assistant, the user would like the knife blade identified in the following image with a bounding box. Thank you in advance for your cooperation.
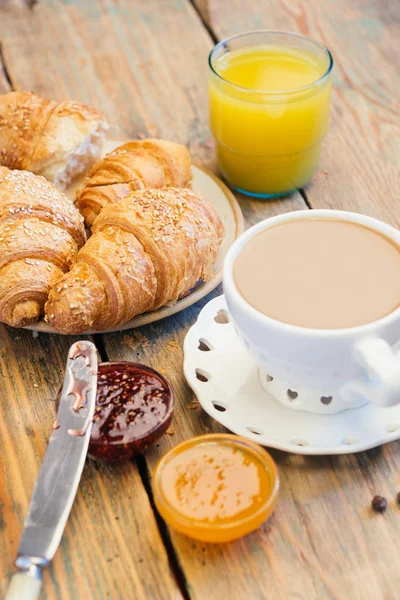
[6,341,98,600]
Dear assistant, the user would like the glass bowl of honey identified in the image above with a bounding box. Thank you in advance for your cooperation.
[153,433,279,543]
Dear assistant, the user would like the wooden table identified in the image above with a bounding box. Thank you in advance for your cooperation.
[0,1,399,598]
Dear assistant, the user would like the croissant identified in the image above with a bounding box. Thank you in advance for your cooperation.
[0,167,86,328]
[0,91,108,189]
[76,139,192,228]
[45,187,224,334]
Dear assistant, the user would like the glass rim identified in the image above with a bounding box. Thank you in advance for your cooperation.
[208,29,334,96]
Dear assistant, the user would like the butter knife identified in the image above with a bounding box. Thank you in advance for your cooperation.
[5,341,98,600]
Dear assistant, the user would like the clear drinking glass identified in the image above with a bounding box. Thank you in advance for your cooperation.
[208,31,333,198]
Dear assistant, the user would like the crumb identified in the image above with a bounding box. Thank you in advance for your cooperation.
[33,383,39,388]
[159,368,167,375]
[167,340,179,352]
[32,331,39,338]
[187,398,200,410]
[123,334,134,348]
[166,426,175,436]
[137,132,145,139]
[323,169,329,175]
[123,332,149,351]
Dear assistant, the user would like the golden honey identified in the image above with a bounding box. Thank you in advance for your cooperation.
[153,434,279,543]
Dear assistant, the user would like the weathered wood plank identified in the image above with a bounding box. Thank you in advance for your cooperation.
[104,306,335,600]
[0,1,184,597]
[105,307,400,600]
[0,0,306,221]
[0,326,181,600]
[0,44,12,93]
[184,2,400,599]
[193,0,400,226]
[0,0,310,598]
[8,0,395,597]
[0,0,308,599]
[3,0,398,597]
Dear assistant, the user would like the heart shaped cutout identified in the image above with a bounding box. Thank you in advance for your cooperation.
[212,401,227,412]
[287,389,298,400]
[247,426,263,436]
[214,309,229,324]
[290,438,309,447]
[198,339,212,352]
[321,396,333,405]
[195,369,210,382]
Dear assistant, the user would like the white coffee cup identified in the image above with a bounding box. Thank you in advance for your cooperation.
[223,210,400,414]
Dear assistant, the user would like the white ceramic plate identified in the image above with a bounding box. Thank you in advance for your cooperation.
[184,295,400,455]
[25,140,244,334]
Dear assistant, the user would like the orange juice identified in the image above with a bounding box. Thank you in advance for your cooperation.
[209,32,333,197]
[153,434,279,543]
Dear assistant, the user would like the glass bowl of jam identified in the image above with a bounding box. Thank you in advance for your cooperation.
[57,361,174,460]
[153,433,279,543]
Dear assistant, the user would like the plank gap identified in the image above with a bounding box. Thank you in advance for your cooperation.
[299,188,313,209]
[93,334,109,363]
[0,42,14,91]
[189,0,218,44]
[135,454,191,600]
[22,0,39,8]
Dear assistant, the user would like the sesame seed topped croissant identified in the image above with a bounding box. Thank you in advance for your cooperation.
[0,91,108,189]
[0,167,86,328]
[76,139,192,228]
[45,187,224,334]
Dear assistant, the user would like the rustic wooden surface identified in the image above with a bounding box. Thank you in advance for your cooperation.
[194,0,400,224]
[0,1,399,599]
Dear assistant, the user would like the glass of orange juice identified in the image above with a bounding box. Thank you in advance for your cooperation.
[209,31,333,198]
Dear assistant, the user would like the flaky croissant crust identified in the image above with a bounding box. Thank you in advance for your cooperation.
[45,187,224,334]
[0,91,108,189]
[76,139,193,228]
[0,167,86,328]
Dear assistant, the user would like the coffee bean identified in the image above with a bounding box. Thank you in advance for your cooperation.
[371,495,387,513]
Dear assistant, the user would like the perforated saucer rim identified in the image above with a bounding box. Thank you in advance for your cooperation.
[184,295,400,455]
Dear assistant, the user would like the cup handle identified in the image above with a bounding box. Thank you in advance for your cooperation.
[340,338,400,408]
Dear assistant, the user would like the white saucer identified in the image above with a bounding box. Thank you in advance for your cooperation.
[184,295,400,455]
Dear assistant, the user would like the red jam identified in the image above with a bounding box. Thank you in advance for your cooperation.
[57,361,174,460]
